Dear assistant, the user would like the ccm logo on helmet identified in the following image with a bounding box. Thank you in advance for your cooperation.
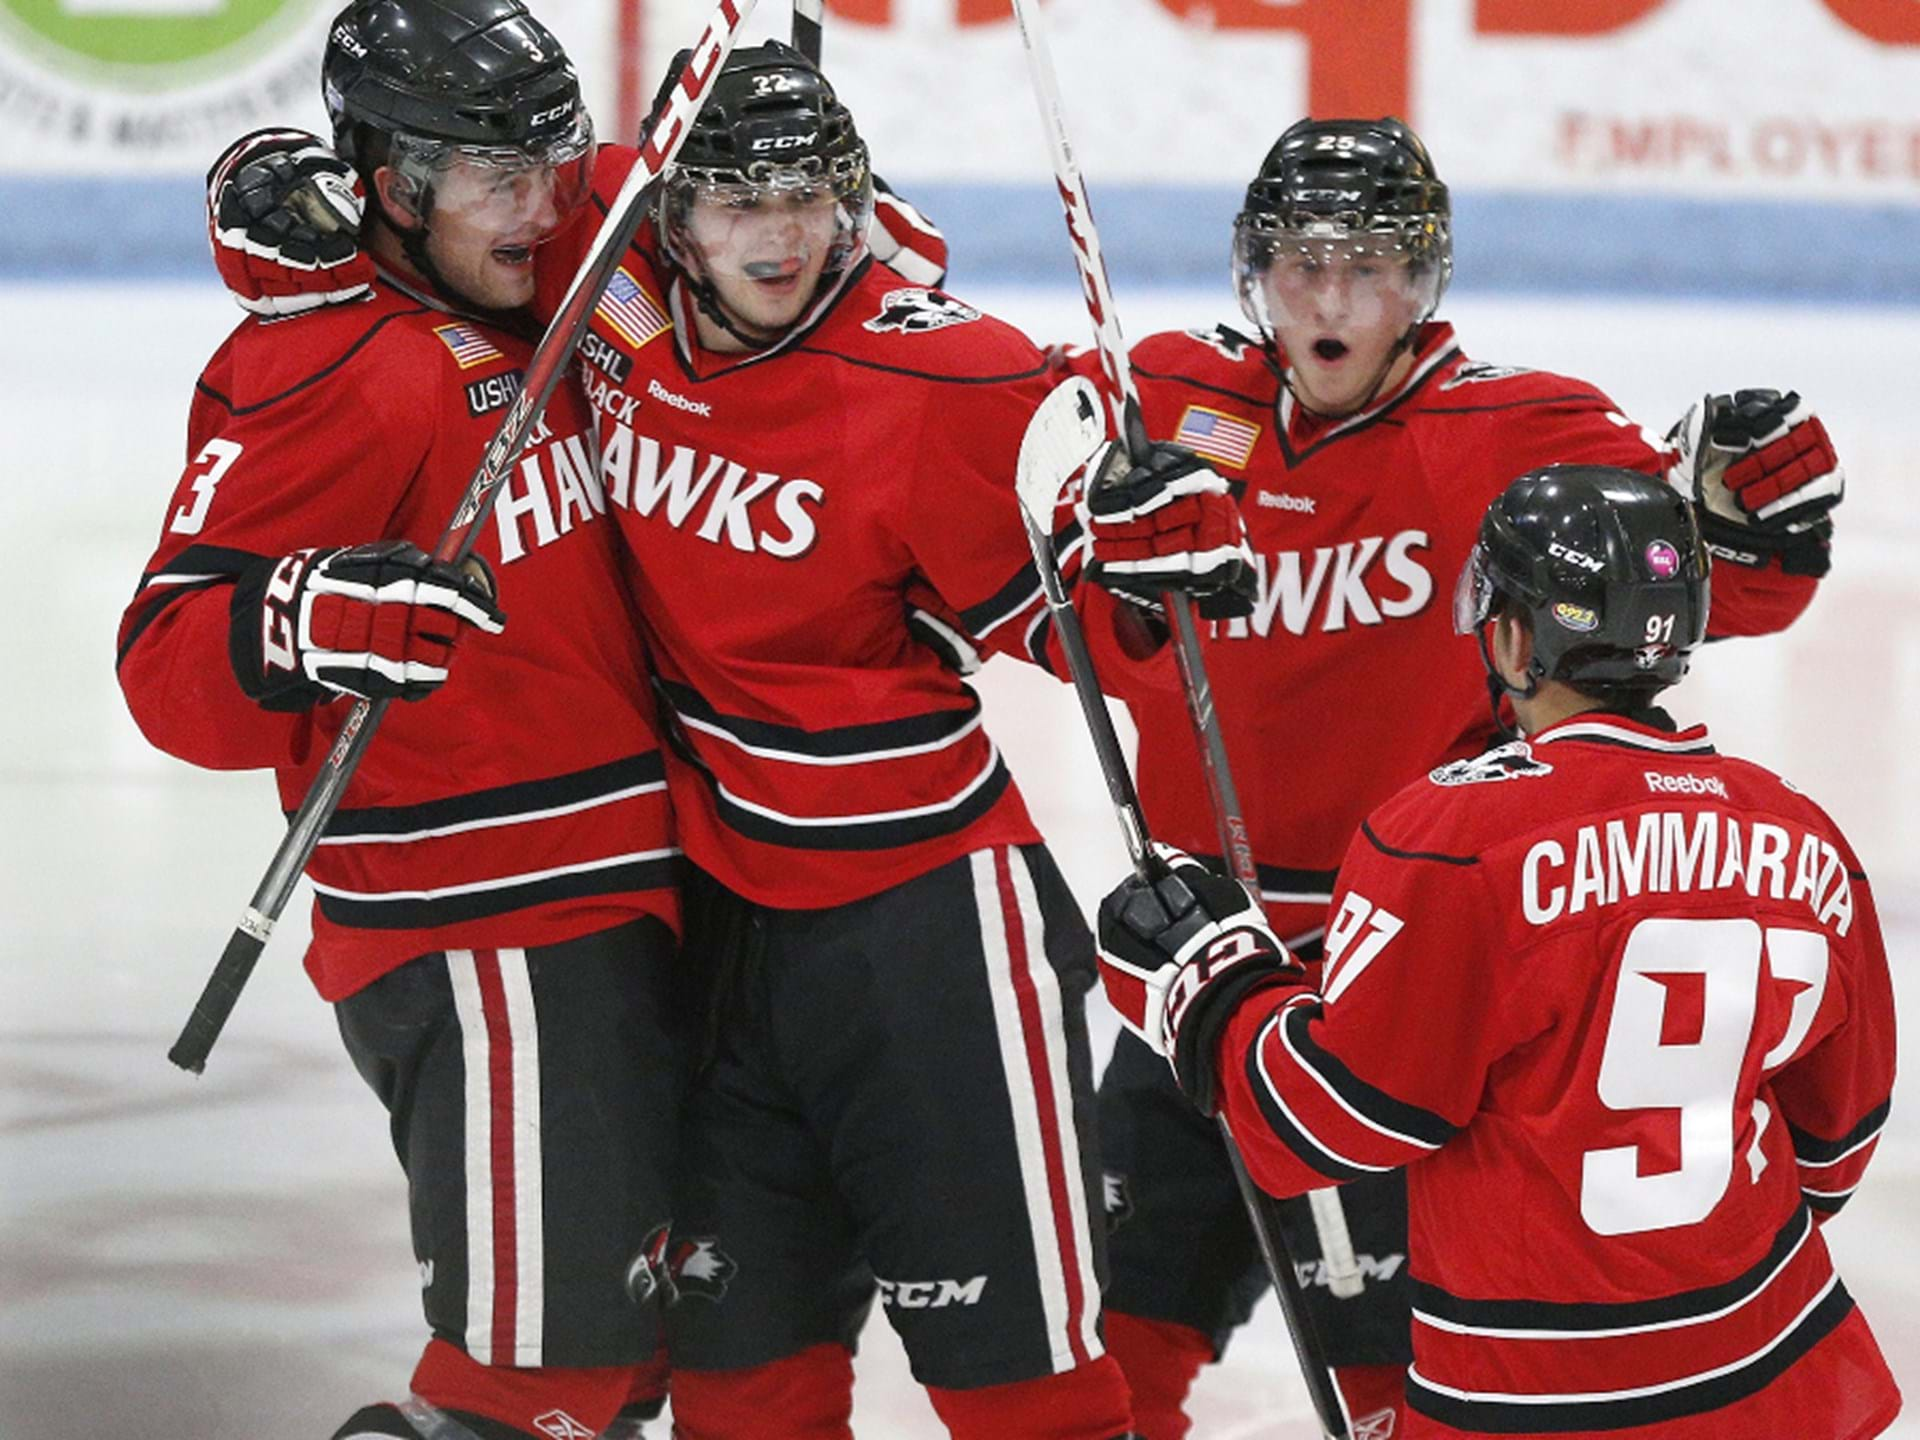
[1547,540,1605,573]
[750,130,818,153]
[331,23,367,55]
[529,101,573,128]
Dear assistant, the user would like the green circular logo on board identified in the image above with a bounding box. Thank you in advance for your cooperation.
[0,0,322,85]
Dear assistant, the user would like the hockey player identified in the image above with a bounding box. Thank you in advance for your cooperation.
[1094,466,1900,1440]
[192,36,1142,1440]
[1069,117,1848,1438]
[117,3,687,1436]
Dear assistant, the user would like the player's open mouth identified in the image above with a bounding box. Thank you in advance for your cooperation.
[1313,338,1349,362]
[492,244,534,266]
[744,257,805,288]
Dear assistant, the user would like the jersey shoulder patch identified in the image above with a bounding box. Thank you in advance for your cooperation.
[1429,740,1555,787]
[1437,359,1536,390]
[863,286,983,336]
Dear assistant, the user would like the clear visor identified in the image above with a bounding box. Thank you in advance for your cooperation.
[662,155,873,283]
[1452,548,1493,636]
[389,110,596,238]
[1233,221,1445,339]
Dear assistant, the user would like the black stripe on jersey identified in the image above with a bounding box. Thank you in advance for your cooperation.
[1554,731,1717,757]
[1412,1206,1813,1335]
[1360,820,1478,867]
[116,581,218,668]
[1411,391,1610,417]
[701,752,1015,852]
[1283,1003,1454,1150]
[315,852,682,930]
[1788,1099,1890,1166]
[791,344,1053,388]
[657,677,982,760]
[196,305,432,417]
[960,519,1082,639]
[1130,358,1274,411]
[1243,1005,1375,1184]
[1804,1188,1852,1217]
[1406,1280,1853,1434]
[117,543,266,667]
[313,752,666,840]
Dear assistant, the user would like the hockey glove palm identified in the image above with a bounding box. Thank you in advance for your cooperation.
[209,129,372,316]
[230,541,505,709]
[1097,845,1303,1115]
[1667,389,1842,576]
[1079,441,1256,619]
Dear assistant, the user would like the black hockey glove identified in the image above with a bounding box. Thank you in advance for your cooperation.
[1078,441,1256,620]
[1667,388,1845,534]
[208,129,372,316]
[229,541,505,709]
[1097,845,1304,1115]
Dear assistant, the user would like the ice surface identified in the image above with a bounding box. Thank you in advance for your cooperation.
[1,280,1912,1436]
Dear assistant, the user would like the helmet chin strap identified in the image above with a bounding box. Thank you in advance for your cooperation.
[1475,624,1538,742]
[1280,317,1427,420]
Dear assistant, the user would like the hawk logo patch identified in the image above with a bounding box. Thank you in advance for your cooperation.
[1439,360,1534,390]
[1185,324,1259,363]
[1429,741,1553,787]
[628,1223,740,1305]
[864,287,982,335]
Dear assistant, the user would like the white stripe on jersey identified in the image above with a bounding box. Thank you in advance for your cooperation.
[1409,1272,1841,1405]
[713,746,1002,827]
[674,707,985,768]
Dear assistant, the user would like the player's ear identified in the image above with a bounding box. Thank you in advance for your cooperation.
[372,165,425,232]
[1492,612,1534,688]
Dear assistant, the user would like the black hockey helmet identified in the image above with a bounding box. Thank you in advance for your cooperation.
[1233,116,1452,339]
[655,41,874,302]
[1453,465,1711,699]
[322,0,593,237]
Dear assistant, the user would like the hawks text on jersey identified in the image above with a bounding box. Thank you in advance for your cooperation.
[117,272,677,998]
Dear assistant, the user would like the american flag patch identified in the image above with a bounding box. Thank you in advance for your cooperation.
[595,268,671,351]
[1174,405,1261,469]
[433,322,504,370]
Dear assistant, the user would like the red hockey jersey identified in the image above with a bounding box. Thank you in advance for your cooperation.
[118,271,677,1000]
[1216,712,1899,1439]
[527,146,1072,909]
[1085,325,1821,949]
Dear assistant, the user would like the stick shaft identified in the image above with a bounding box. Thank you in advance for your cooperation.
[167,0,765,1074]
[1004,1,1353,1430]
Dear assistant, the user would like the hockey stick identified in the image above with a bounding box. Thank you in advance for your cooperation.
[1003,3,1359,1432]
[166,0,764,1075]
[1001,0,1364,1305]
[1013,380,1349,1440]
[792,0,822,63]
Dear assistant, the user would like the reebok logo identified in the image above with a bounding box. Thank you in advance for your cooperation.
[1256,491,1316,514]
[1644,770,1729,799]
[648,378,712,417]
[533,1411,594,1440]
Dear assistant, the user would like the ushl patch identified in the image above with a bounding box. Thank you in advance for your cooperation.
[864,287,982,335]
[434,322,504,370]
[1174,405,1261,469]
[1429,741,1553,787]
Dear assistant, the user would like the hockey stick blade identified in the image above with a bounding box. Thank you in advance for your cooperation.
[1014,375,1106,530]
[1011,376,1150,876]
